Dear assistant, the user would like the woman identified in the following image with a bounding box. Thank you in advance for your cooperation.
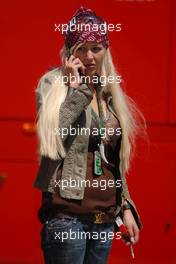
[34,6,147,264]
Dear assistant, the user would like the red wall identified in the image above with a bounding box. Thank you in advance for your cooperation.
[0,0,175,263]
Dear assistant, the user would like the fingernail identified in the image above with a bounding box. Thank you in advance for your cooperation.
[130,237,135,244]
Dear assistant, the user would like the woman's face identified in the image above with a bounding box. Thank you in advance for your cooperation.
[73,42,105,76]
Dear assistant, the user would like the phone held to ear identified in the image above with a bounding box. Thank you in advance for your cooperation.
[66,54,85,86]
[78,68,84,76]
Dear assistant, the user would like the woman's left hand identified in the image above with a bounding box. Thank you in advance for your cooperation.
[122,209,140,245]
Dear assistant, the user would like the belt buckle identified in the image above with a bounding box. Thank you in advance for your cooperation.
[94,212,105,224]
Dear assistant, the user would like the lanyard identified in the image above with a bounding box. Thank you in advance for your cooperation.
[91,89,106,139]
[91,88,109,164]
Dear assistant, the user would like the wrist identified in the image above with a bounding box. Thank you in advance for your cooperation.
[69,83,80,89]
[122,200,131,213]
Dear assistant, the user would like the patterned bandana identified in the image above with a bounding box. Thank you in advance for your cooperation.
[63,6,109,50]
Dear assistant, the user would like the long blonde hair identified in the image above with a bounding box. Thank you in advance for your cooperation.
[36,44,147,175]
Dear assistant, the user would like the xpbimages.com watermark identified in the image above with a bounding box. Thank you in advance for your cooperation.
[55,178,122,191]
[53,74,122,87]
[54,126,122,139]
[52,229,122,243]
[54,17,122,35]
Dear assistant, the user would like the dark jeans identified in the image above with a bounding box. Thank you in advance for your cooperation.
[41,215,115,264]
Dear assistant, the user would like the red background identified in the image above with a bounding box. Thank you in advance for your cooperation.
[0,0,176,263]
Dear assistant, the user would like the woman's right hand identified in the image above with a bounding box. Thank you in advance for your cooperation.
[63,55,86,88]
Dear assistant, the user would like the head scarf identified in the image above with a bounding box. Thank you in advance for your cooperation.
[63,6,109,51]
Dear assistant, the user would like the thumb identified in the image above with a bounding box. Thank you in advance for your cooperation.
[128,228,135,244]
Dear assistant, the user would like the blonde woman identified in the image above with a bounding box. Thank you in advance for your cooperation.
[34,6,146,264]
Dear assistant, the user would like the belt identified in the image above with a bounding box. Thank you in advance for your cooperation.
[51,211,115,224]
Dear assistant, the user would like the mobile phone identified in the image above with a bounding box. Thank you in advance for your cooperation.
[78,68,84,76]
[67,53,84,82]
